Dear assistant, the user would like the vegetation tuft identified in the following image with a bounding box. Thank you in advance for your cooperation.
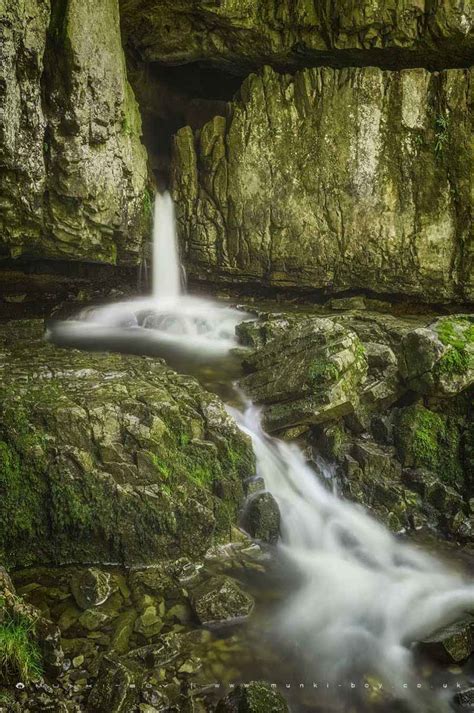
[0,612,42,683]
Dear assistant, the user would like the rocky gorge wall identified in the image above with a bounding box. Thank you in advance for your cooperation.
[171,64,473,302]
[120,0,474,70]
[0,0,149,266]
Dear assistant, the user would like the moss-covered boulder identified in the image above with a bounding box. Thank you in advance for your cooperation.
[394,402,466,490]
[172,65,472,303]
[240,317,367,433]
[0,321,254,568]
[0,0,149,264]
[401,316,474,395]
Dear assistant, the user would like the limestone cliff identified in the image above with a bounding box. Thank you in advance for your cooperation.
[171,65,473,302]
[0,0,149,265]
[120,0,474,70]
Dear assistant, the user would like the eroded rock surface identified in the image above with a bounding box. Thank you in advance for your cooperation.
[120,0,474,70]
[0,0,149,264]
[172,65,473,302]
[0,321,254,567]
[238,307,473,538]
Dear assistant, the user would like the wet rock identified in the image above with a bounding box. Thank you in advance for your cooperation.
[236,315,301,349]
[172,66,472,302]
[419,618,474,664]
[240,317,367,433]
[88,654,142,712]
[0,320,254,567]
[216,681,288,713]
[190,576,254,626]
[454,687,474,708]
[394,403,465,490]
[401,317,474,396]
[70,568,112,610]
[78,608,110,632]
[242,493,280,544]
[111,610,138,655]
[134,606,164,639]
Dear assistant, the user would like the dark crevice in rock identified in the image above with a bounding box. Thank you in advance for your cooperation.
[186,277,473,316]
[126,55,244,188]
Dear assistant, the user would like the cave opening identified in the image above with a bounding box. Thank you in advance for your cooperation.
[128,60,246,189]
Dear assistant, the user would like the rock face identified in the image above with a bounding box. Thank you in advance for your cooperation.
[172,65,473,302]
[120,0,474,70]
[0,321,254,567]
[401,316,474,395]
[0,0,149,265]
[240,317,368,433]
[239,308,473,537]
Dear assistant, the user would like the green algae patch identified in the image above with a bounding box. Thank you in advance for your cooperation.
[0,321,255,567]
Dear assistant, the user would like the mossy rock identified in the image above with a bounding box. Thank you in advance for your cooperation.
[240,317,368,433]
[394,403,464,489]
[216,680,288,713]
[401,316,474,396]
[0,321,255,568]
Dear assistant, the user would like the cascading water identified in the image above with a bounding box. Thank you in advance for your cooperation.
[46,192,246,361]
[152,192,182,299]
[46,191,474,711]
[231,402,474,710]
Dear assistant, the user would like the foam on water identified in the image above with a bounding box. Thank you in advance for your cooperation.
[46,191,474,710]
[231,401,474,709]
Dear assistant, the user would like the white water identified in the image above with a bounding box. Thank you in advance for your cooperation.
[152,192,182,299]
[47,192,247,360]
[46,191,474,709]
[232,402,474,708]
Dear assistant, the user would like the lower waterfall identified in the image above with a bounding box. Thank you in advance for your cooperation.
[46,191,474,712]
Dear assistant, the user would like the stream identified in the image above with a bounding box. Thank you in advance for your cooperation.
[45,193,474,712]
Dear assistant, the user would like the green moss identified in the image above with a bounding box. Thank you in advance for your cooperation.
[142,189,154,218]
[435,317,474,350]
[436,348,470,377]
[308,359,339,386]
[395,404,463,487]
[434,317,473,379]
[0,400,49,566]
[0,612,42,683]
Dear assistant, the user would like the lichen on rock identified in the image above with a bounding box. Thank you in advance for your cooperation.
[0,321,255,568]
[172,65,473,302]
[0,0,149,265]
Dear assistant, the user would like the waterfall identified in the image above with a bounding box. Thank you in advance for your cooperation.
[46,193,474,709]
[152,191,182,299]
[231,402,474,708]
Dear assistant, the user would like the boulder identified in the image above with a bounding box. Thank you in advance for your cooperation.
[216,681,288,713]
[189,575,254,626]
[88,654,141,713]
[0,321,254,567]
[242,493,280,544]
[240,317,367,433]
[394,403,465,490]
[70,569,112,610]
[419,618,474,664]
[401,316,474,395]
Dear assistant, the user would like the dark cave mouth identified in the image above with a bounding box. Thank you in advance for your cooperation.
[131,61,246,189]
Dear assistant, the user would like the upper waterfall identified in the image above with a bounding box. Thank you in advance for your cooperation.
[152,192,182,300]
